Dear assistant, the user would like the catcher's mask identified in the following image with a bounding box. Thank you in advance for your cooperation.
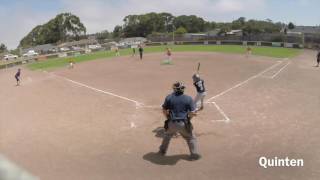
[173,81,185,94]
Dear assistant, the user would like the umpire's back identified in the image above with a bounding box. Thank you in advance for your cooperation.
[162,82,195,121]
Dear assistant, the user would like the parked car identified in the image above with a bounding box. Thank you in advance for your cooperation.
[60,47,70,52]
[4,54,18,60]
[23,50,39,57]
[71,46,83,51]
[88,44,102,50]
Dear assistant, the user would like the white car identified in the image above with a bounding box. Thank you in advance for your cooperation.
[88,44,102,50]
[60,47,70,52]
[23,50,39,57]
[4,54,18,60]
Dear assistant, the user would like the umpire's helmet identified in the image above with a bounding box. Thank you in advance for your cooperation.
[172,81,185,94]
[192,74,200,82]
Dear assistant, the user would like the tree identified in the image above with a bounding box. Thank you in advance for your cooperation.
[0,43,7,53]
[231,17,246,29]
[113,25,123,38]
[96,30,111,42]
[173,15,206,33]
[175,27,187,34]
[288,22,295,30]
[19,13,86,48]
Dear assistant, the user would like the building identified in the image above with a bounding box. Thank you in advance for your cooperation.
[288,26,320,35]
[118,37,147,47]
[58,39,99,49]
[23,44,58,55]
[226,30,243,36]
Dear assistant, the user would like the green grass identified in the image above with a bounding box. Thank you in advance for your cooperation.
[27,45,301,70]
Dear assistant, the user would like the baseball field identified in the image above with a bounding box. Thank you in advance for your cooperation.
[27,45,301,70]
[1,45,319,180]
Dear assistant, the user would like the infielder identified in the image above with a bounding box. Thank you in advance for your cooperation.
[15,68,21,86]
[159,82,201,160]
[166,47,172,63]
[192,74,206,111]
[68,59,75,69]
[246,46,252,58]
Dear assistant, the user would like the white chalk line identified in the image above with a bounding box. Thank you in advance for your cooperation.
[210,102,230,123]
[142,102,230,123]
[46,72,144,108]
[270,61,291,79]
[206,61,282,102]
[261,61,291,79]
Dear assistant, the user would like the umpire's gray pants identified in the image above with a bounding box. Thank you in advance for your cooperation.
[159,121,198,155]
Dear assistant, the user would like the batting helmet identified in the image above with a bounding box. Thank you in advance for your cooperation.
[192,74,200,82]
[172,81,185,93]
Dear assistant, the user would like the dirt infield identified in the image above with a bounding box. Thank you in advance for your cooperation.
[1,51,319,180]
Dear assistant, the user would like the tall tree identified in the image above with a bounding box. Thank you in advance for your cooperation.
[288,22,295,30]
[0,43,7,53]
[113,25,123,38]
[19,13,86,48]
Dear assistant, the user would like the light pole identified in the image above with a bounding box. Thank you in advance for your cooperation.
[172,24,176,43]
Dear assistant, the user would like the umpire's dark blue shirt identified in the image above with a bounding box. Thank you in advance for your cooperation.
[162,93,196,120]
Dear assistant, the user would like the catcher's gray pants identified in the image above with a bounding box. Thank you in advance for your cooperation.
[159,121,198,155]
[194,92,206,110]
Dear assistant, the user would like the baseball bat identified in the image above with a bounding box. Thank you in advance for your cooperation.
[197,62,201,73]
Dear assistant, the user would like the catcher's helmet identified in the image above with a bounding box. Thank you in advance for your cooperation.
[172,81,185,93]
[192,74,200,82]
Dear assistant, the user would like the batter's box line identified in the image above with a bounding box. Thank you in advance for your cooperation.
[207,102,231,123]
[141,102,230,123]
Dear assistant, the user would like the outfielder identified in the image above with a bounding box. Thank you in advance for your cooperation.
[115,47,120,56]
[192,74,206,111]
[159,82,201,160]
[138,45,144,60]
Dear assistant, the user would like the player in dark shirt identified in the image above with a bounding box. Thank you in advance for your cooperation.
[138,45,143,60]
[15,68,21,86]
[192,74,207,111]
[159,82,200,160]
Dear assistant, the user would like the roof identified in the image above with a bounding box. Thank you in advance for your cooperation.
[289,26,320,34]
[58,39,98,47]
[226,30,243,35]
[24,44,57,53]
[119,37,147,43]
[22,44,57,53]
[185,33,207,36]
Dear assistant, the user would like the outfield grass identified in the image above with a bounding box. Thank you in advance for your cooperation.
[27,45,301,70]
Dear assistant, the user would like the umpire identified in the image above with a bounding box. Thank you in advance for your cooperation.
[159,82,201,160]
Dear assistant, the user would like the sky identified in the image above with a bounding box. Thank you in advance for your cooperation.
[0,0,319,49]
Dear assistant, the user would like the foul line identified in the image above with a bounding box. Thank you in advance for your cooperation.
[206,61,282,102]
[50,73,143,107]
[270,61,290,79]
